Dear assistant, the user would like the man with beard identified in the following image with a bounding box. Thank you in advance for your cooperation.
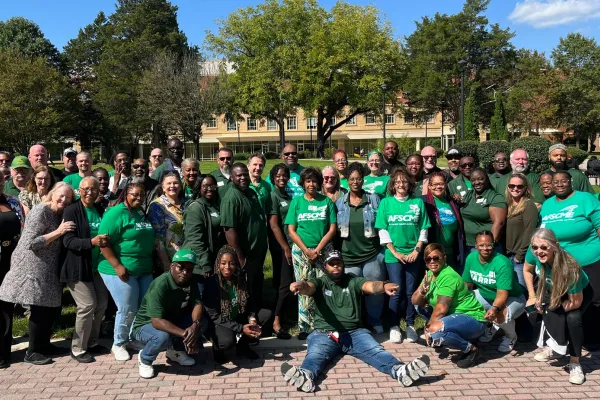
[62,148,79,176]
[421,146,449,181]
[151,138,185,181]
[210,147,233,197]
[109,152,132,193]
[381,141,404,175]
[64,152,93,191]
[220,163,268,311]
[488,151,511,188]
[110,159,158,212]
[493,149,545,206]
[280,250,430,393]
[448,156,476,199]
[446,149,462,180]
[266,144,305,197]
[248,152,271,212]
[28,144,65,182]
[4,156,31,197]
[0,151,12,186]
[547,144,594,194]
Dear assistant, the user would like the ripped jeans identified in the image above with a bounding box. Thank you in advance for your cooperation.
[101,273,153,346]
[416,306,486,353]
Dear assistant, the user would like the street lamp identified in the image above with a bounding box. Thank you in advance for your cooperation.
[381,84,387,142]
[458,59,467,141]
[237,121,241,152]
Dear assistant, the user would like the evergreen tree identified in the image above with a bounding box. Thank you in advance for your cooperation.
[490,93,509,140]
[463,88,480,141]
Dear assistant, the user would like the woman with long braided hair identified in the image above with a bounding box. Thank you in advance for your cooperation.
[202,245,272,365]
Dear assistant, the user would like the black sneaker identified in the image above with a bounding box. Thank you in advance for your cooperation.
[236,345,259,360]
[456,346,480,368]
[24,351,52,365]
[0,358,8,369]
[213,350,228,364]
[297,332,309,341]
[71,352,95,363]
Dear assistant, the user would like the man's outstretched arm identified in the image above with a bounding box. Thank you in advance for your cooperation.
[362,281,398,296]
[290,280,316,296]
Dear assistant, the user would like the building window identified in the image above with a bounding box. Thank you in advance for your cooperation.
[227,119,237,131]
[331,116,337,125]
[345,115,356,125]
[385,114,395,124]
[365,114,376,125]
[306,117,317,129]
[206,118,217,128]
[403,112,414,124]
[247,118,257,131]
[287,116,297,130]
[268,119,277,130]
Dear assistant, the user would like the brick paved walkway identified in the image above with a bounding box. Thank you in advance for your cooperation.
[1,336,598,400]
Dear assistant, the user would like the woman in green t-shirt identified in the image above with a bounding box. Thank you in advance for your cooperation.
[363,150,390,198]
[412,244,486,369]
[98,182,156,362]
[462,231,525,353]
[286,167,337,340]
[524,228,592,385]
[406,155,425,196]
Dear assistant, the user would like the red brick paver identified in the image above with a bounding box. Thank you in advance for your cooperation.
[1,339,598,399]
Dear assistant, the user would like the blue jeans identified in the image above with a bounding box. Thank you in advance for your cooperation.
[386,259,421,326]
[101,273,153,346]
[300,329,401,379]
[415,306,486,353]
[345,251,386,328]
[509,255,527,292]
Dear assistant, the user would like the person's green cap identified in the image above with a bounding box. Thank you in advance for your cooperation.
[172,248,197,264]
[11,156,31,169]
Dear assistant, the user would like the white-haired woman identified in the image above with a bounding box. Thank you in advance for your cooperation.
[321,165,347,203]
[524,228,593,385]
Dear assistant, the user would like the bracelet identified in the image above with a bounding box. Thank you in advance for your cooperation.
[528,295,537,300]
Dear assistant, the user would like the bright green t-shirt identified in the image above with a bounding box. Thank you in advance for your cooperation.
[462,251,523,303]
[539,191,600,267]
[63,173,84,191]
[423,266,486,322]
[267,165,305,198]
[434,197,458,256]
[340,178,348,190]
[284,194,337,249]
[97,203,155,276]
[84,206,102,271]
[374,196,431,263]
[310,274,368,332]
[363,175,389,197]
[524,247,589,294]
[460,188,506,246]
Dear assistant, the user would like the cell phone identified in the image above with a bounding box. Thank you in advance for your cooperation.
[525,304,536,313]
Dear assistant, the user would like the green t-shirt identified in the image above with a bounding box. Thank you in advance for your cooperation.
[340,195,380,265]
[284,194,337,249]
[374,196,431,263]
[462,251,523,303]
[363,175,389,197]
[84,206,102,271]
[220,185,268,256]
[539,191,600,266]
[434,197,458,256]
[460,188,506,246]
[267,165,305,198]
[269,188,292,244]
[340,178,348,190]
[423,266,486,322]
[524,248,589,294]
[448,175,472,198]
[310,274,368,332]
[494,172,545,204]
[250,179,272,213]
[132,272,202,334]
[97,203,155,276]
[63,173,84,191]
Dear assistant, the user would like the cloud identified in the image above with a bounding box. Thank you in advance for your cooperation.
[509,0,600,28]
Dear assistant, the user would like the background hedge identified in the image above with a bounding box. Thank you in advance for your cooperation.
[449,141,480,163]
[568,147,588,166]
[510,136,552,173]
[478,140,511,173]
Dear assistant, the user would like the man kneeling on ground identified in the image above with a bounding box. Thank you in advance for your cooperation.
[281,250,430,392]
[132,249,203,378]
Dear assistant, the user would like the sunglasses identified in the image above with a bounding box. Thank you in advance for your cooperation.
[150,155,163,159]
[283,152,297,157]
[219,157,232,161]
[507,184,524,190]
[447,156,461,160]
[460,162,474,168]
[531,245,550,251]
[323,176,336,181]
[424,256,441,263]
[335,159,347,163]
[132,164,146,169]
[494,158,508,162]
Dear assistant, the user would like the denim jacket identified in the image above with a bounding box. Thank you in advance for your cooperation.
[335,192,381,238]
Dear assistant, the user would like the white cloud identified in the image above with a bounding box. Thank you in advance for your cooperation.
[509,0,600,28]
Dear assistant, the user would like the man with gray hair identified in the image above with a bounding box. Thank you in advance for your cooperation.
[0,151,11,178]
[547,143,594,194]
[493,148,545,205]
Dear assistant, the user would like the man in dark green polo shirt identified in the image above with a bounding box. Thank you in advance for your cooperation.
[210,147,233,197]
[547,143,594,194]
[4,156,31,197]
[221,163,268,310]
[493,148,545,205]
[132,249,203,379]
[248,152,272,212]
[488,152,510,188]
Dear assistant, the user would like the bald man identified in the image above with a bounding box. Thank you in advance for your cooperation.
[151,138,185,181]
[421,146,450,182]
[28,144,65,182]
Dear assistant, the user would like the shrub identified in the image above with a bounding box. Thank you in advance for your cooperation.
[568,147,588,166]
[234,152,250,161]
[510,136,552,173]
[478,140,510,173]
[449,141,480,164]
[264,151,280,160]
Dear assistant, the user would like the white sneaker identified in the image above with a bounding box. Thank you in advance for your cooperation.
[498,335,517,353]
[568,363,585,385]
[138,351,154,379]
[534,346,561,362]
[166,349,196,366]
[479,324,498,343]
[389,326,403,344]
[372,325,384,334]
[405,326,418,343]
[112,344,131,361]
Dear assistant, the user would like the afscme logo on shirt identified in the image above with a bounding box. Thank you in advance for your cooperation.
[298,211,326,221]
[388,214,418,223]
[542,205,578,221]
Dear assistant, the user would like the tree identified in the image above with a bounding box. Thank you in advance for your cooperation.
[0,17,61,67]
[489,92,509,140]
[463,87,480,141]
[0,52,80,153]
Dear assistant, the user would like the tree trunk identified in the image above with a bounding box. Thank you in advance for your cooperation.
[278,118,285,152]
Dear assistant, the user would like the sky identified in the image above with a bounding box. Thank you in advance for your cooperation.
[1,0,600,56]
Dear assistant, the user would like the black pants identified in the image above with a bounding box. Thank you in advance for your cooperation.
[0,300,13,361]
[244,251,267,313]
[207,308,272,351]
[28,305,59,354]
[582,261,600,346]
[271,245,295,318]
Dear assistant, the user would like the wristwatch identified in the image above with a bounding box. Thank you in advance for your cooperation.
[414,246,422,253]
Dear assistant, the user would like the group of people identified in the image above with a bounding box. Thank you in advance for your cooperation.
[0,139,597,389]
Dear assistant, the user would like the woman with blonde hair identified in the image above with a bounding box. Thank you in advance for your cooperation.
[524,228,592,385]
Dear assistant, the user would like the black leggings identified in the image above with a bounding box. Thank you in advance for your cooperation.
[28,305,59,354]
[272,245,295,318]
[0,300,13,361]
[582,261,600,346]
[244,252,267,314]
[207,308,272,351]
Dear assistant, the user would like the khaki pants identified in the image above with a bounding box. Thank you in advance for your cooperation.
[68,272,109,354]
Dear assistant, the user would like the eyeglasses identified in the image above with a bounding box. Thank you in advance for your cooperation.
[35,177,51,181]
[348,177,363,183]
[368,160,381,164]
[422,155,436,159]
[424,256,441,263]
[394,180,408,185]
[447,156,461,161]
[150,155,163,159]
[79,187,98,193]
[335,159,347,163]
[507,184,524,190]
[323,176,336,181]
[429,182,445,187]
[460,162,474,168]
[219,157,232,161]
[283,152,297,157]
[531,245,550,251]
[0,159,9,164]
[202,184,217,191]
[494,157,508,162]
[132,164,146,169]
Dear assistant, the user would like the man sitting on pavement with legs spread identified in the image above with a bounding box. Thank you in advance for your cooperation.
[132,249,203,379]
[281,250,430,392]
